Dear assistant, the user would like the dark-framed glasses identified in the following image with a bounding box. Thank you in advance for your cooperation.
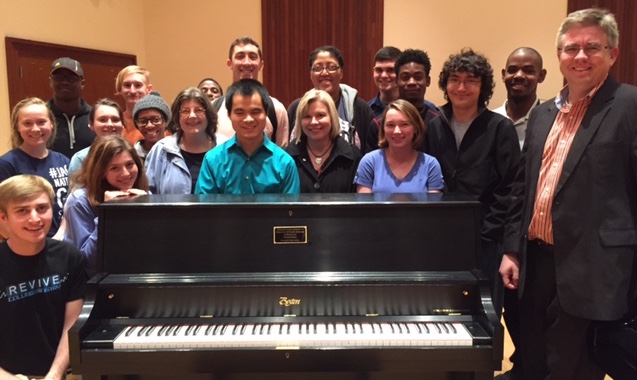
[311,64,340,73]
[136,116,164,127]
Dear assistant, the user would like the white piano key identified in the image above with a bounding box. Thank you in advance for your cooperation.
[112,320,474,349]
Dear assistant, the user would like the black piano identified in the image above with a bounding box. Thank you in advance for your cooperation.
[69,193,503,380]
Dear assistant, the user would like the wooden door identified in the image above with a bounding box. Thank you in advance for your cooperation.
[261,0,384,108]
[5,37,137,113]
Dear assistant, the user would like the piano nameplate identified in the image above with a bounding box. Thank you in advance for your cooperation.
[273,226,308,244]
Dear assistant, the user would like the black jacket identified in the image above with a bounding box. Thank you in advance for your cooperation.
[426,103,520,242]
[47,99,95,158]
[286,136,361,193]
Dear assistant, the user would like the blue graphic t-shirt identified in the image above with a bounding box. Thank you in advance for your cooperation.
[0,239,85,375]
[0,148,70,236]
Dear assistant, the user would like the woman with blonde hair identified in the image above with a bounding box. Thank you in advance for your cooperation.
[64,135,148,276]
[355,99,443,193]
[0,98,70,236]
[286,89,361,193]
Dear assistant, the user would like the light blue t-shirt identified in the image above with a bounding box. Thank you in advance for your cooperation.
[68,147,90,177]
[195,134,300,195]
[354,149,443,193]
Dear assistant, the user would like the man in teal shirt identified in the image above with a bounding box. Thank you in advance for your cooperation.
[195,79,300,194]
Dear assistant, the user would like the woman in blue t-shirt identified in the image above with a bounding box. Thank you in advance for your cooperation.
[0,98,71,237]
[355,99,443,193]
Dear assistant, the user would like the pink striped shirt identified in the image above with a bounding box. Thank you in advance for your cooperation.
[528,80,604,244]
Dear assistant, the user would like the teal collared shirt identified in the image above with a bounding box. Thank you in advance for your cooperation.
[195,134,300,195]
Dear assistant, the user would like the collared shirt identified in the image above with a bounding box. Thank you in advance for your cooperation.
[368,93,386,118]
[493,97,541,150]
[528,80,605,244]
[368,93,437,119]
[195,134,300,195]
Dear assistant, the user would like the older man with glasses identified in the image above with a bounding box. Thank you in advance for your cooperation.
[500,8,637,379]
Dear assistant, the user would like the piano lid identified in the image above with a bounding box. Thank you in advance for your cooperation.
[96,193,481,275]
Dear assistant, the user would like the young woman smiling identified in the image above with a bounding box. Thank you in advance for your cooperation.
[63,136,148,277]
[0,98,70,237]
[355,99,443,193]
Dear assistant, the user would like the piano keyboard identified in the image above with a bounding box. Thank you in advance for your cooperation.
[113,322,473,349]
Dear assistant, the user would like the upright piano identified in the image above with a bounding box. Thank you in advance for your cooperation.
[69,193,503,380]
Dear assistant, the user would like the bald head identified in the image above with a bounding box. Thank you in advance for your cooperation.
[502,47,546,101]
[507,47,543,69]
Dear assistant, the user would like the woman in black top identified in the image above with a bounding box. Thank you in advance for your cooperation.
[286,89,361,193]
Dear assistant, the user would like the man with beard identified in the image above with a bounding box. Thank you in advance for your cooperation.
[47,58,94,159]
[494,47,547,149]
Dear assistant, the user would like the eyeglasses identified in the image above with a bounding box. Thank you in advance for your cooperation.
[179,108,206,116]
[136,116,164,127]
[447,76,481,87]
[51,73,81,82]
[311,64,340,73]
[559,43,610,56]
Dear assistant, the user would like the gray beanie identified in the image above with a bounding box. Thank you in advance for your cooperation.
[133,91,171,122]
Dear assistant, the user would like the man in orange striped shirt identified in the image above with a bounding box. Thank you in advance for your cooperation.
[500,8,637,380]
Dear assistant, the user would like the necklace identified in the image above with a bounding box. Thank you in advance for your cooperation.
[307,142,333,165]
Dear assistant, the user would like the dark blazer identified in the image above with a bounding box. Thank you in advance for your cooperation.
[504,77,637,321]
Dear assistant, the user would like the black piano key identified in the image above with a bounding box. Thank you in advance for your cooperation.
[439,323,448,334]
[449,323,457,334]
[137,325,148,336]
[232,325,240,335]
[145,325,157,336]
[213,324,223,335]
[240,324,247,335]
[193,325,201,335]
[433,323,441,334]
[124,326,136,337]
[420,323,429,333]
[185,325,194,336]
[173,325,183,336]
[158,325,169,336]
[220,324,228,335]
[266,324,272,334]
[165,325,176,336]
[205,325,214,335]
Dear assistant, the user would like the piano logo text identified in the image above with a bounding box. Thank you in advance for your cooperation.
[279,297,301,306]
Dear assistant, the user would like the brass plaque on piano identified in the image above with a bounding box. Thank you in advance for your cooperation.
[273,226,308,244]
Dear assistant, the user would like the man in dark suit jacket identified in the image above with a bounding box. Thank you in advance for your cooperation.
[500,8,637,380]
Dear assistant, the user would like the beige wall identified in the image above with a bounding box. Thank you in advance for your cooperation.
[1,0,566,152]
[144,0,262,109]
[0,0,147,150]
[384,0,567,107]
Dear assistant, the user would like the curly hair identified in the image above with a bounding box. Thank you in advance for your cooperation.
[395,49,432,76]
[438,48,495,106]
